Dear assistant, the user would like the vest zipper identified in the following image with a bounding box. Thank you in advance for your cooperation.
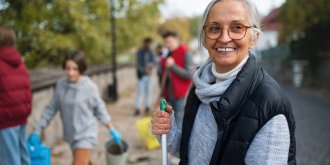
[209,101,230,164]
[217,118,228,163]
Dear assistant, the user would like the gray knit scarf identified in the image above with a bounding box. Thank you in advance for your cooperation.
[193,60,236,105]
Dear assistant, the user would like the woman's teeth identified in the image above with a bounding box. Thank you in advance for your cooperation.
[216,48,235,52]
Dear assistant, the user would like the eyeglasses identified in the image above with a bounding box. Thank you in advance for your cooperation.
[203,24,256,40]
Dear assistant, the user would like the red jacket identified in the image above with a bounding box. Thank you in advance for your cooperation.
[161,44,192,99]
[0,46,32,129]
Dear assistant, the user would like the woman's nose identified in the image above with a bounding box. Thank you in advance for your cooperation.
[217,29,232,43]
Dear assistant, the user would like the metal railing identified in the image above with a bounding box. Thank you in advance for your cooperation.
[29,63,134,92]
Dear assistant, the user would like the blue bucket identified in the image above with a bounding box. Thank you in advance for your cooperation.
[27,142,51,165]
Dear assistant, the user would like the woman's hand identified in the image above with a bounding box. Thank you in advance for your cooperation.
[151,105,173,135]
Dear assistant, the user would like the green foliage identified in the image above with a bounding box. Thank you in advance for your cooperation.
[158,17,192,44]
[289,18,330,72]
[189,15,202,38]
[280,0,330,62]
[0,0,163,68]
[280,0,330,86]
[157,15,201,42]
[279,0,330,43]
[116,0,163,53]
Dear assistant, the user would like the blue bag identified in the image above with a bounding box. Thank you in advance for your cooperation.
[26,142,51,165]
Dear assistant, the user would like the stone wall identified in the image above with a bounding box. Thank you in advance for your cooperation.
[27,65,136,147]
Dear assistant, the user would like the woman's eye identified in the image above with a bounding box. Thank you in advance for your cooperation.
[231,25,244,32]
[209,26,220,32]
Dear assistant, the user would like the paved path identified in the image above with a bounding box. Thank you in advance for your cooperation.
[285,87,330,165]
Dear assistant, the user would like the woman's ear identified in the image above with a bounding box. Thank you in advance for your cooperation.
[249,32,259,49]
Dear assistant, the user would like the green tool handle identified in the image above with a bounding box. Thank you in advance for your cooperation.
[160,99,167,112]
[160,99,168,165]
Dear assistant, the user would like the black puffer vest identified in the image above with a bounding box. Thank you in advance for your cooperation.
[179,56,296,165]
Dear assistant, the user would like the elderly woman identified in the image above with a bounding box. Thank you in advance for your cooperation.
[151,0,296,164]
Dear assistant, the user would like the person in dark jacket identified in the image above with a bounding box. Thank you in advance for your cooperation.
[152,0,296,164]
[0,25,32,165]
[155,44,167,86]
[135,37,155,116]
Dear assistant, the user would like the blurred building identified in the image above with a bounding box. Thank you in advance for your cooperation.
[189,38,209,66]
[255,7,281,52]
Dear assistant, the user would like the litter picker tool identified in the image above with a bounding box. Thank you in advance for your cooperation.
[160,99,168,165]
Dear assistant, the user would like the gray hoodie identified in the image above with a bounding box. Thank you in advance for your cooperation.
[34,76,110,149]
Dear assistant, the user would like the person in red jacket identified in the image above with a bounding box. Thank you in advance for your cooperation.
[160,31,193,131]
[0,25,32,165]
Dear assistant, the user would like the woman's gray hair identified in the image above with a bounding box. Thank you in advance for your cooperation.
[198,0,262,50]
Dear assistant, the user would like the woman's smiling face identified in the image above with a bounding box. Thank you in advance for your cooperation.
[205,0,258,73]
